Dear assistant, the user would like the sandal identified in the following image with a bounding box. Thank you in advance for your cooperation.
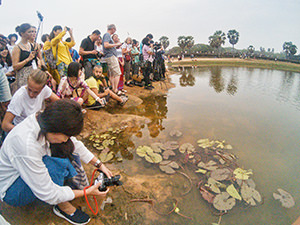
[119,95,128,106]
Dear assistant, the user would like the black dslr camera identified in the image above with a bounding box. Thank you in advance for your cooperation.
[94,171,122,192]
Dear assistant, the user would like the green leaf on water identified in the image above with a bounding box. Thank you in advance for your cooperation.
[136,146,153,157]
[99,151,114,163]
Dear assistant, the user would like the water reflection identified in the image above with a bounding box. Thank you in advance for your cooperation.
[209,67,225,93]
[179,71,196,87]
[226,72,238,96]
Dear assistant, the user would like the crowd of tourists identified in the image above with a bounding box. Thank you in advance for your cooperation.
[0,23,167,225]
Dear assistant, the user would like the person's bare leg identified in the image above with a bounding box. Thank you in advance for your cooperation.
[108,90,122,102]
[57,201,76,214]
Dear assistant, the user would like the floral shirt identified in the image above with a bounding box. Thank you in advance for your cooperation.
[56,76,89,98]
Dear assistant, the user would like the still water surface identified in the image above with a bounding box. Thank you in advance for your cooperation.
[119,67,300,225]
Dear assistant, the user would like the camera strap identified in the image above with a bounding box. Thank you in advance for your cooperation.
[83,169,100,215]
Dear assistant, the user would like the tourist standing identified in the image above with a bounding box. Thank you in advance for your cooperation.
[11,23,35,90]
[122,37,133,87]
[79,30,101,79]
[7,34,18,54]
[102,24,122,94]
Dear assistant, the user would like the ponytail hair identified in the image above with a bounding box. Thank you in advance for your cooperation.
[15,23,31,37]
[49,25,62,40]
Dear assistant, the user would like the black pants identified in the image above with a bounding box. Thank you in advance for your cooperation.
[144,61,152,86]
[83,60,93,79]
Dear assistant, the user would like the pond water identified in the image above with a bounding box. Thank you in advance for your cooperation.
[98,67,300,225]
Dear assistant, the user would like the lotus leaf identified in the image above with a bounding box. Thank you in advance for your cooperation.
[159,161,179,174]
[213,192,236,211]
[225,144,233,150]
[241,184,262,206]
[179,143,195,154]
[93,143,100,148]
[136,146,153,157]
[95,135,99,139]
[150,143,163,153]
[226,184,242,200]
[163,150,175,159]
[101,134,110,139]
[89,135,95,141]
[107,128,113,132]
[161,141,179,151]
[206,178,223,193]
[108,139,114,146]
[145,153,162,163]
[111,137,117,140]
[199,186,215,203]
[273,188,295,208]
[102,140,110,148]
[99,151,114,163]
[94,139,101,144]
[195,168,207,174]
[96,146,104,151]
[236,179,256,189]
[233,168,253,180]
[197,139,215,148]
[210,168,231,181]
[169,130,182,137]
[216,141,225,149]
[198,160,218,170]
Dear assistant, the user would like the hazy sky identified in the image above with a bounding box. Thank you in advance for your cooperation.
[1,0,299,53]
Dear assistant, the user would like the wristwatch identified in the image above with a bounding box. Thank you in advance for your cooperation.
[94,159,103,168]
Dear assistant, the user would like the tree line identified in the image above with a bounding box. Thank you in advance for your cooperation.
[157,30,298,61]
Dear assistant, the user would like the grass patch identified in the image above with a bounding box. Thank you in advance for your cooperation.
[169,59,300,73]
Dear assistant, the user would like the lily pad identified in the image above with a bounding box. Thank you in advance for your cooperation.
[226,184,242,200]
[200,186,215,203]
[273,188,295,208]
[206,178,226,193]
[169,130,182,137]
[99,151,114,163]
[210,168,231,181]
[233,168,253,180]
[241,184,262,206]
[236,178,256,189]
[161,141,179,151]
[136,146,153,157]
[225,144,233,150]
[198,160,218,171]
[179,143,195,154]
[195,168,207,174]
[162,150,176,159]
[197,139,215,148]
[145,152,162,163]
[150,142,163,153]
[159,160,179,174]
[213,192,236,211]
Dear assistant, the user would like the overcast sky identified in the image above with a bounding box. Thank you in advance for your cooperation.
[1,0,299,53]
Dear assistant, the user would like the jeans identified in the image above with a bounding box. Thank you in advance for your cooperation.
[3,155,77,207]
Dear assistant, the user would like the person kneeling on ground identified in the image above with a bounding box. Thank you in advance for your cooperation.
[2,69,59,133]
[0,99,113,225]
[85,65,128,109]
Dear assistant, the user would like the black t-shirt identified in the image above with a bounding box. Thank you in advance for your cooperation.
[80,36,96,60]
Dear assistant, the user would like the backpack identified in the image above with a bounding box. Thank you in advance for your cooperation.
[44,45,58,70]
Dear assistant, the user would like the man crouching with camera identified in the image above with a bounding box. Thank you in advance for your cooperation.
[0,99,112,225]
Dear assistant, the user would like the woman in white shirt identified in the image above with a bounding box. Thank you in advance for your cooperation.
[0,99,112,225]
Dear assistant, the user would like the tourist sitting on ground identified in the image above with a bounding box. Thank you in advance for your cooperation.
[0,99,113,225]
[79,30,101,79]
[12,23,36,90]
[7,33,18,54]
[1,69,59,133]
[56,62,106,107]
[85,65,128,109]
[50,26,75,79]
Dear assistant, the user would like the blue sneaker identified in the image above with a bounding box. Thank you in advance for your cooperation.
[53,205,90,225]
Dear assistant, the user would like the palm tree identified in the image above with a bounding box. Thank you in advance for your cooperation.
[247,45,255,55]
[209,30,226,54]
[177,36,194,53]
[227,30,239,49]
[159,36,170,50]
[283,42,297,58]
